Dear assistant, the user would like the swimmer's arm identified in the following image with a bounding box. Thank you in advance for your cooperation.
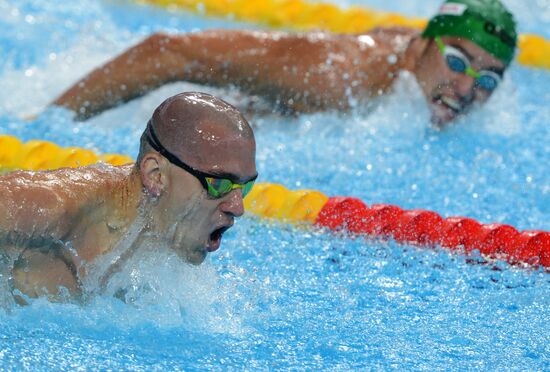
[11,247,80,305]
[51,30,342,119]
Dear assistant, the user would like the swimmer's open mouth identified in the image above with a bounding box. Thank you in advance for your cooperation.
[433,95,463,114]
[207,225,231,252]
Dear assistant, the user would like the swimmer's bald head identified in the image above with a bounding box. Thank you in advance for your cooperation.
[137,92,256,179]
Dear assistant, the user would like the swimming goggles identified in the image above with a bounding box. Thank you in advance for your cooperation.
[435,36,502,92]
[145,121,256,199]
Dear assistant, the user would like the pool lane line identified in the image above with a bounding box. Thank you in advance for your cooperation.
[136,0,550,70]
[1,135,548,270]
[0,135,133,170]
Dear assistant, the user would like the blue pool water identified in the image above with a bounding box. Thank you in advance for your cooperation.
[1,0,549,369]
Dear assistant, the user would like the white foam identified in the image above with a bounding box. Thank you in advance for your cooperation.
[0,25,138,118]
[95,243,255,335]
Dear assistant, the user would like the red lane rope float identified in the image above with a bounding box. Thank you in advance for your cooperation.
[314,196,550,269]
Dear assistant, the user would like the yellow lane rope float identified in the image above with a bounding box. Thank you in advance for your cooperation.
[1,135,548,269]
[136,0,550,70]
[0,135,133,173]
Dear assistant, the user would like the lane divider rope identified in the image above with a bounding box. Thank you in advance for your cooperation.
[0,135,133,172]
[136,0,550,70]
[1,134,548,269]
[246,184,550,269]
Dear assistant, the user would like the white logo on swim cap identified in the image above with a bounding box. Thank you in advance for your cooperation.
[438,3,468,16]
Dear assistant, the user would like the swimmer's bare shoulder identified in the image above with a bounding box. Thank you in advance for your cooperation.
[0,170,79,242]
[0,164,127,241]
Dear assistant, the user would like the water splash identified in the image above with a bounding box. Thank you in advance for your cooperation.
[0,0,548,369]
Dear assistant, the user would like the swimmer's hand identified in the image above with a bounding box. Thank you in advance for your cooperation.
[22,113,38,122]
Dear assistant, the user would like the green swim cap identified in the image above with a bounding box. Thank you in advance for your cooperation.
[422,0,517,66]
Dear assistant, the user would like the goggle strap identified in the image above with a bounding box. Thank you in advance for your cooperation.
[146,121,257,198]
[435,36,445,52]
[146,121,215,191]
[465,66,481,79]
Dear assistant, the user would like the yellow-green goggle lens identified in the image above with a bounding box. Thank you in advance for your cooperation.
[205,177,255,198]
[241,180,254,197]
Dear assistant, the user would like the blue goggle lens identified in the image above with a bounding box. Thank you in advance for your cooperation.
[476,74,499,91]
[446,55,468,73]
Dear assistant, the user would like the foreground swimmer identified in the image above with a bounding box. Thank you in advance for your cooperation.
[0,92,257,304]
[51,0,517,126]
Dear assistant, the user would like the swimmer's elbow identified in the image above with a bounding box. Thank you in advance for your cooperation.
[140,32,181,53]
[141,32,169,46]
[136,33,190,81]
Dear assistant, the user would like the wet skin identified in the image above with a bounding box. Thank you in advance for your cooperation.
[0,165,140,302]
[1,93,257,304]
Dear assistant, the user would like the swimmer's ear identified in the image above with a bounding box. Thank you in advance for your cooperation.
[139,152,167,198]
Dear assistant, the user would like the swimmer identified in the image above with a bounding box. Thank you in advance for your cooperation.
[0,92,257,304]
[50,0,517,126]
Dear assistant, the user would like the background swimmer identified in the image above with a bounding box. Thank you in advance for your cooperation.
[50,0,517,127]
[0,92,257,304]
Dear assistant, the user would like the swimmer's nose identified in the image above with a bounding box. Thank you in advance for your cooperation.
[220,189,245,217]
[454,74,476,103]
